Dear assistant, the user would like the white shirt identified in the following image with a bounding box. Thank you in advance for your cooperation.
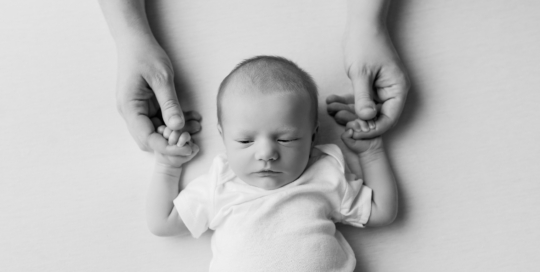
[174,144,372,272]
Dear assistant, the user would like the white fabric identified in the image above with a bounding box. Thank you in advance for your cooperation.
[174,144,372,272]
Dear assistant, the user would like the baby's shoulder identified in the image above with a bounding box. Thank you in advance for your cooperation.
[312,144,345,170]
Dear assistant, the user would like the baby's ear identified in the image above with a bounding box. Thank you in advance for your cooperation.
[311,122,320,145]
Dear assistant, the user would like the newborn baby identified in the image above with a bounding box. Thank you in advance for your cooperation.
[147,56,398,272]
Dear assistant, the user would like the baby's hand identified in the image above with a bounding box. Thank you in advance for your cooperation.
[155,125,199,168]
[341,119,383,155]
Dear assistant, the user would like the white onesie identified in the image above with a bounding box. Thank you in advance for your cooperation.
[174,144,372,272]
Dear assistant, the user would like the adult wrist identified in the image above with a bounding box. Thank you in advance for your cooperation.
[345,0,389,35]
[114,31,160,52]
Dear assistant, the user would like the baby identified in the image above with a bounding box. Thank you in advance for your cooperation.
[147,56,398,271]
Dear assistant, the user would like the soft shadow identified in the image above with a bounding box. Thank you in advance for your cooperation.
[386,0,420,229]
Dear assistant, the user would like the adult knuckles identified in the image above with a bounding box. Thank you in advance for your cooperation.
[161,99,181,112]
[147,67,174,88]
[348,63,374,80]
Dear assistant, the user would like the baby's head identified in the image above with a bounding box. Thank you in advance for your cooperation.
[217,56,319,190]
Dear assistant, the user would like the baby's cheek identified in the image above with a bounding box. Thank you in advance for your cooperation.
[286,149,310,176]
[228,154,248,176]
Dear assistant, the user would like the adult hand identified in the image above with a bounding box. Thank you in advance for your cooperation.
[99,0,201,154]
[327,14,410,139]
[116,39,201,154]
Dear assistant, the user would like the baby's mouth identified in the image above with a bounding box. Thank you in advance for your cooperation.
[254,169,281,175]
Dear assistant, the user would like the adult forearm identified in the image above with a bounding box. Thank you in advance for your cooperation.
[98,0,157,47]
[346,0,390,32]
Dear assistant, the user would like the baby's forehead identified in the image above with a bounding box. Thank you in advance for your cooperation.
[222,69,310,99]
[220,91,313,129]
[220,90,307,116]
[222,85,305,100]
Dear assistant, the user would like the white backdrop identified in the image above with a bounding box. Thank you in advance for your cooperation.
[2,0,540,271]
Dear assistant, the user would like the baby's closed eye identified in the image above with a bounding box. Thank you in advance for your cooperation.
[277,138,298,143]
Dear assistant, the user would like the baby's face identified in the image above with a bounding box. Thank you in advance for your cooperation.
[219,91,315,190]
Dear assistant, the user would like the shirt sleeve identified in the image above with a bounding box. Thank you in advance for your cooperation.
[315,144,373,228]
[173,173,214,238]
[340,177,372,228]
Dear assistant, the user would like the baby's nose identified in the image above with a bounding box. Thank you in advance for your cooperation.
[255,141,279,161]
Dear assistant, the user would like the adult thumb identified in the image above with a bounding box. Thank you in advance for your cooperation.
[351,74,377,120]
[151,74,184,130]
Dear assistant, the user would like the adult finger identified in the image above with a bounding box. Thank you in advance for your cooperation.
[326,94,355,106]
[350,73,377,120]
[335,110,358,126]
[374,95,406,134]
[180,111,202,134]
[326,95,356,125]
[184,110,202,122]
[326,100,355,116]
[183,119,202,135]
[125,112,162,152]
[147,70,185,131]
[346,96,404,140]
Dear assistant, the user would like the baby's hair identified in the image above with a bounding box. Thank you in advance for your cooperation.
[217,55,319,128]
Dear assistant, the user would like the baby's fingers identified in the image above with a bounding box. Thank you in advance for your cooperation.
[347,119,377,133]
[157,125,166,134]
[177,132,191,147]
[178,143,199,161]
[163,127,172,139]
[168,130,181,145]
[346,119,369,132]
[341,129,356,147]
[367,120,376,130]
[187,143,200,158]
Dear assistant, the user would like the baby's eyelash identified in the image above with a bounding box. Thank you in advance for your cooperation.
[278,138,297,143]
[235,138,298,144]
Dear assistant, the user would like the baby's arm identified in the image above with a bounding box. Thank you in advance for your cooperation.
[341,119,398,227]
[146,127,199,236]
